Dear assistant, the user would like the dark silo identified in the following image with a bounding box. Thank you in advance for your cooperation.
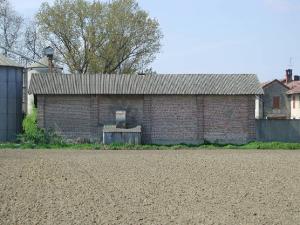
[0,54,23,141]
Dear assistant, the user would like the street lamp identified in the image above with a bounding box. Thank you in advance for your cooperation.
[43,46,54,73]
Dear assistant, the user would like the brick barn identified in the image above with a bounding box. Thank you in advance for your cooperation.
[29,74,263,144]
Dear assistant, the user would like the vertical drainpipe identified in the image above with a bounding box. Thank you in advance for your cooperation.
[18,68,22,134]
[6,67,8,141]
[22,67,27,115]
[15,69,17,137]
[16,68,19,137]
[202,96,205,141]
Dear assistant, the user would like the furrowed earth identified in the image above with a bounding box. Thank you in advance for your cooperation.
[0,150,299,225]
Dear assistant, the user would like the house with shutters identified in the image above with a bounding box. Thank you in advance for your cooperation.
[29,73,263,144]
[256,69,300,119]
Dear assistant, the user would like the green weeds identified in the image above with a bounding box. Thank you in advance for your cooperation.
[1,141,300,150]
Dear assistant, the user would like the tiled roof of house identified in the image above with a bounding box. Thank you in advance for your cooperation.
[287,81,300,94]
[28,73,263,95]
[286,80,300,88]
[262,79,300,95]
[0,54,23,68]
[261,79,290,90]
[287,86,300,94]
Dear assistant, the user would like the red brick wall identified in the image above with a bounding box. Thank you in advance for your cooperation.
[37,94,256,144]
[203,96,255,144]
[150,96,200,144]
[97,95,144,129]
[37,95,144,142]
[38,95,92,140]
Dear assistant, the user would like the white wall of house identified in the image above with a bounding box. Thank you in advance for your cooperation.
[255,95,263,119]
[290,94,300,119]
[27,68,48,114]
[27,57,63,114]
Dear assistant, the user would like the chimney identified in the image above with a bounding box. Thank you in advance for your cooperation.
[286,69,293,83]
[294,75,300,81]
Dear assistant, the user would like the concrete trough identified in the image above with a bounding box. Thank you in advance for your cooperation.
[103,125,141,145]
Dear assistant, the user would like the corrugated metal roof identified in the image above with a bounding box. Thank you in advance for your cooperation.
[29,73,263,95]
[0,54,23,68]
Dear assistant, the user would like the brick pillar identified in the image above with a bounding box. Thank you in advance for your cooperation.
[90,95,100,141]
[196,95,205,143]
[142,95,152,144]
[248,96,256,141]
[37,95,45,129]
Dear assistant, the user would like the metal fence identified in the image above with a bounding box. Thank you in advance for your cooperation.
[256,119,300,143]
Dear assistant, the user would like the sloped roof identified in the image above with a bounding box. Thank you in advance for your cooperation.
[28,73,263,95]
[0,54,23,68]
[287,87,300,94]
[286,80,300,88]
[287,81,300,94]
[262,79,300,95]
[28,56,48,68]
[261,79,290,90]
[28,56,62,69]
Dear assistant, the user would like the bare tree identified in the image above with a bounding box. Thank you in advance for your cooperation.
[23,20,44,60]
[0,0,23,56]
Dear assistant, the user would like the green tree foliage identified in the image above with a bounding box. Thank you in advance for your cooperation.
[36,0,162,74]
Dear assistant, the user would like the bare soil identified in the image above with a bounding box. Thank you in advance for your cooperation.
[0,150,299,225]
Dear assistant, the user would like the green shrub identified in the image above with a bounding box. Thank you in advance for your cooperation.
[21,108,42,143]
[21,108,65,145]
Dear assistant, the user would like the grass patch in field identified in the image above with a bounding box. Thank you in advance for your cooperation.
[240,142,300,150]
[1,141,300,150]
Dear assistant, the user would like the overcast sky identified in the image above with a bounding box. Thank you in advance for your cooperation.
[9,0,300,82]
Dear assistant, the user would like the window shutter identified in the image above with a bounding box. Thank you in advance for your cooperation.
[273,96,280,109]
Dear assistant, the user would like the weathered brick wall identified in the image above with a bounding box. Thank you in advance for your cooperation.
[37,95,144,142]
[97,95,144,142]
[196,96,205,141]
[98,95,144,129]
[203,96,255,144]
[142,96,152,144]
[37,94,256,144]
[149,95,200,144]
[38,95,92,140]
[37,96,45,129]
[248,96,256,141]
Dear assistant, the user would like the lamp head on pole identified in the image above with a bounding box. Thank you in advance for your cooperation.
[43,46,54,73]
[43,46,54,60]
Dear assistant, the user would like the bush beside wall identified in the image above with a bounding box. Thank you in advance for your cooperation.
[20,108,65,145]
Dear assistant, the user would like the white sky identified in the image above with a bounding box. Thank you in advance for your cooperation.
[8,0,300,81]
